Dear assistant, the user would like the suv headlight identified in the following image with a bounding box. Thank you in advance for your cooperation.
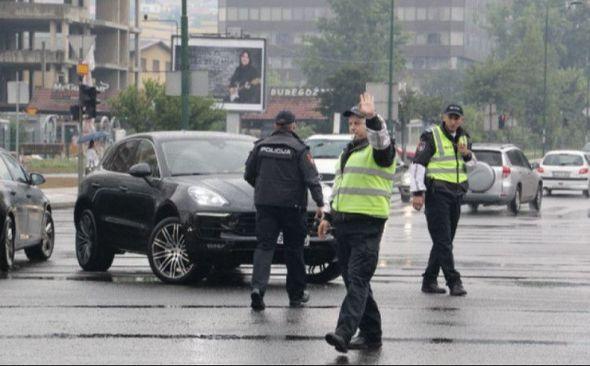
[188,186,229,207]
[321,183,333,202]
[402,171,411,186]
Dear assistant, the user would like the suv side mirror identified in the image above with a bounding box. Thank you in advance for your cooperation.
[531,162,540,170]
[129,163,152,178]
[30,173,46,186]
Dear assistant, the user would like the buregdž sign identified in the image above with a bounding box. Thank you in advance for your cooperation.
[270,87,333,98]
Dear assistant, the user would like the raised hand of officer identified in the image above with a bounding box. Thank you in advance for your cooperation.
[318,219,331,240]
[458,140,472,158]
[358,92,376,119]
[412,194,425,211]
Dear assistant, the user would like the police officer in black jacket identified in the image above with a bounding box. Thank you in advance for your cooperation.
[244,110,324,311]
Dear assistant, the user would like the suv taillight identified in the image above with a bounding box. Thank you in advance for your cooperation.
[537,167,545,174]
[502,166,511,178]
[579,167,589,175]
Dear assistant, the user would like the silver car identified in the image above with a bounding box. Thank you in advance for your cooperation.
[463,144,543,215]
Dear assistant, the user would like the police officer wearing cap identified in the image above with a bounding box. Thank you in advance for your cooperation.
[319,93,396,353]
[244,110,324,311]
[410,104,476,297]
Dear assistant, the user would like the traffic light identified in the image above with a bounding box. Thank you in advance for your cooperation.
[80,85,98,118]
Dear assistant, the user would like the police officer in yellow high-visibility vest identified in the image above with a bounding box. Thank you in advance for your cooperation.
[410,104,475,297]
[319,93,396,353]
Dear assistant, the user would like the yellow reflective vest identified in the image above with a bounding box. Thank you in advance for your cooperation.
[332,144,396,219]
[426,125,468,184]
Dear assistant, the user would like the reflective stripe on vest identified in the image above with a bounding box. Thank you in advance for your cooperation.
[332,145,396,219]
[426,125,468,184]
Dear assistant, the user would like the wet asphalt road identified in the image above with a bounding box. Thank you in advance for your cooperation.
[1,192,590,364]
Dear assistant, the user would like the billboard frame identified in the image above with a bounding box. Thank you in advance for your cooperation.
[172,35,267,113]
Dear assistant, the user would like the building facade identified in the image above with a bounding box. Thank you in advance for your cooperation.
[217,0,493,86]
[0,0,141,110]
[131,40,171,87]
[218,0,330,86]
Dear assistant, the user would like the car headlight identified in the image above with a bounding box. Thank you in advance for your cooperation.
[321,184,333,202]
[402,171,411,186]
[188,186,229,207]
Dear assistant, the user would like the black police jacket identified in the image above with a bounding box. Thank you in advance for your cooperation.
[244,129,324,209]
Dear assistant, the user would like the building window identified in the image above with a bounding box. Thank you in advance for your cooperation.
[403,7,416,21]
[427,7,438,21]
[271,7,282,21]
[141,58,147,72]
[451,32,464,46]
[427,33,441,45]
[218,8,226,22]
[416,7,426,21]
[238,8,249,20]
[415,33,427,45]
[250,8,260,21]
[451,7,464,21]
[227,7,238,21]
[260,7,271,21]
[440,7,451,21]
[166,62,171,71]
[153,60,160,73]
[293,7,304,21]
[304,7,315,21]
[282,8,292,21]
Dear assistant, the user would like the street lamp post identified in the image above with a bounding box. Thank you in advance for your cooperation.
[387,0,395,135]
[181,0,189,130]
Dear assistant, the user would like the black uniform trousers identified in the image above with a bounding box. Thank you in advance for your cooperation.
[423,188,462,286]
[252,205,307,300]
[333,218,385,343]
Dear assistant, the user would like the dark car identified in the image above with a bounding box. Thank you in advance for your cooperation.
[0,150,55,271]
[74,132,339,285]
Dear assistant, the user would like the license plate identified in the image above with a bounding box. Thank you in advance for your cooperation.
[276,233,311,247]
[553,171,571,178]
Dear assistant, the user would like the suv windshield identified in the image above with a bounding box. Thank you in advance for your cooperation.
[162,138,253,176]
[473,150,503,167]
[543,154,584,167]
[307,139,350,159]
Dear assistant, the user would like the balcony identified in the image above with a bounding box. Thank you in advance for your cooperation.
[0,50,73,65]
[0,2,90,23]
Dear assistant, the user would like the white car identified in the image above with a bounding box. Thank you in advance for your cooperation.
[306,134,352,186]
[538,150,590,197]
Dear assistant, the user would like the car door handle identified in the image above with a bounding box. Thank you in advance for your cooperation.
[26,194,32,199]
[91,183,101,189]
[10,191,16,196]
[118,186,129,192]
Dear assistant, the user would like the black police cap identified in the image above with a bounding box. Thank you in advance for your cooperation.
[276,110,296,125]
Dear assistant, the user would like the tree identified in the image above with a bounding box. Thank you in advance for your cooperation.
[301,0,406,117]
[109,80,225,132]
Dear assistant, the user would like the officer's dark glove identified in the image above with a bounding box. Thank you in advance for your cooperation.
[366,116,382,131]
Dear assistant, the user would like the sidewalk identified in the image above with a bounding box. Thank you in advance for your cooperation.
[42,187,77,209]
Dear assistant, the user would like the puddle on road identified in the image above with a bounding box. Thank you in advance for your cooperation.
[0,333,573,347]
[516,280,590,288]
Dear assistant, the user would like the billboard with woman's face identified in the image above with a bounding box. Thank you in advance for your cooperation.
[173,37,266,112]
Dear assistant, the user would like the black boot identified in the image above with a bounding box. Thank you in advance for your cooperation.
[325,332,348,353]
[289,291,310,308]
[449,282,467,297]
[250,289,265,311]
[348,334,382,350]
[422,280,446,294]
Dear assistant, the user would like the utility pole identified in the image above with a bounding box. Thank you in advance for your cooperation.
[181,0,189,130]
[387,0,395,135]
[542,2,549,155]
